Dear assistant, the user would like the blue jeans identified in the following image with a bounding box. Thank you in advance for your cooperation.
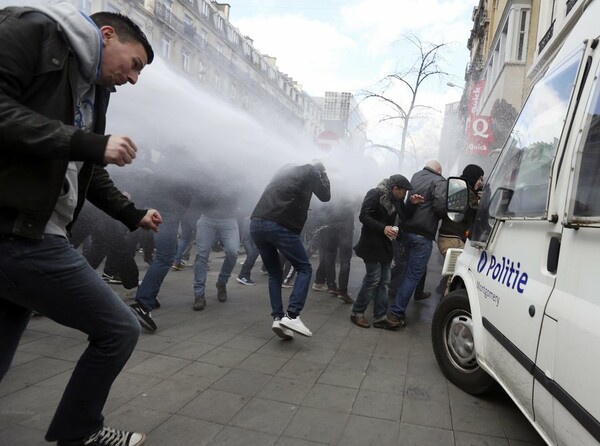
[193,216,239,296]
[0,235,140,442]
[250,219,312,319]
[390,233,432,317]
[173,212,197,265]
[239,218,260,279]
[351,260,391,321]
[135,212,179,310]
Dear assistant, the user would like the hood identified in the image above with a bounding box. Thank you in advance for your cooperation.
[30,1,101,84]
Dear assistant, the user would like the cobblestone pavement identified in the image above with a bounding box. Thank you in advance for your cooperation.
[0,249,545,446]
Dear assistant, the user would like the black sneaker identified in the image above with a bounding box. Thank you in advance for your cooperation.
[57,425,145,445]
[216,283,227,302]
[130,303,156,332]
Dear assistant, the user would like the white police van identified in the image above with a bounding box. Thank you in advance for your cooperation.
[431,1,600,445]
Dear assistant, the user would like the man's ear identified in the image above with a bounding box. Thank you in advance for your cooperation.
[100,26,115,46]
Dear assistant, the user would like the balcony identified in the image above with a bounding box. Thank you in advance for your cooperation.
[538,20,554,54]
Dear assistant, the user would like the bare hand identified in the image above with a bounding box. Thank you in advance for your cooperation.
[104,135,138,166]
[137,209,162,232]
[409,194,425,204]
[384,225,398,240]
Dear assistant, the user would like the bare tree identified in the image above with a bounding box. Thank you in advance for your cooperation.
[360,34,449,166]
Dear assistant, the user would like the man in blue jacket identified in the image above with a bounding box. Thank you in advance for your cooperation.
[0,4,159,446]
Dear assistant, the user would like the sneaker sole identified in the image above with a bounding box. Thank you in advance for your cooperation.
[279,321,312,337]
[272,325,294,340]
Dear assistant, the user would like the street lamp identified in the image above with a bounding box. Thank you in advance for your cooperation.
[447,82,464,89]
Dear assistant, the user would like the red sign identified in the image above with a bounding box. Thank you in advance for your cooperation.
[316,130,338,150]
[466,80,493,155]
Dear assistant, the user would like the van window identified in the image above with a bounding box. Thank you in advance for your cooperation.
[571,65,600,221]
[471,50,581,243]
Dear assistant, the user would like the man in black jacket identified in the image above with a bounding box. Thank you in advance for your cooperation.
[351,175,423,329]
[0,4,158,446]
[251,161,330,339]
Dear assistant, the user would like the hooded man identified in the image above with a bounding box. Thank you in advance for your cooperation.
[0,4,158,446]
[351,174,424,329]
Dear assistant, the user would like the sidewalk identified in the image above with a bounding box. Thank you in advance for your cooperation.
[0,251,544,446]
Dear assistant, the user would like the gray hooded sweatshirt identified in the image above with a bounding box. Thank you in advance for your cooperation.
[28,1,103,237]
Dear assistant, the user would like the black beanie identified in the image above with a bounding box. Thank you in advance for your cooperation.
[461,164,484,189]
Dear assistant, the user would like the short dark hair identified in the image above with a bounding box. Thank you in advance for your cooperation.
[90,12,154,64]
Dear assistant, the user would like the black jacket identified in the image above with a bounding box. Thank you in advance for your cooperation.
[354,182,414,263]
[251,164,331,234]
[0,7,145,239]
[404,167,447,240]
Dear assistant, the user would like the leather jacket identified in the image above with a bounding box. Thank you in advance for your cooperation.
[0,7,145,239]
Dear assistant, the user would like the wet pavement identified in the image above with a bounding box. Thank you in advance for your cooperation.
[0,248,545,445]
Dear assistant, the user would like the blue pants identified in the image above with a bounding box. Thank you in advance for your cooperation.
[250,219,312,319]
[193,216,239,296]
[0,235,140,442]
[239,218,260,279]
[390,233,432,317]
[351,260,391,321]
[135,212,179,310]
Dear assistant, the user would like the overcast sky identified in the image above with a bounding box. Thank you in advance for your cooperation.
[227,0,476,158]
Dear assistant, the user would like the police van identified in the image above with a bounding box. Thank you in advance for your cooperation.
[431,1,600,444]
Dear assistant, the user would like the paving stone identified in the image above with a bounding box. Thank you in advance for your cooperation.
[160,339,216,361]
[339,414,400,446]
[126,354,192,379]
[352,389,402,421]
[317,364,365,389]
[5,357,74,385]
[454,430,510,446]
[275,359,326,383]
[105,402,171,433]
[210,368,271,397]
[206,425,278,446]
[302,383,357,413]
[145,414,222,446]
[257,376,314,405]
[329,350,371,371]
[236,352,288,375]
[127,378,202,413]
[169,361,230,387]
[283,406,348,444]
[451,403,506,437]
[401,397,452,430]
[197,346,252,367]
[399,423,455,445]
[292,346,337,365]
[178,388,250,424]
[229,397,297,435]
[360,369,405,395]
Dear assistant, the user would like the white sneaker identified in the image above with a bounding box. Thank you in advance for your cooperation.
[280,315,312,337]
[272,318,294,340]
[312,283,328,291]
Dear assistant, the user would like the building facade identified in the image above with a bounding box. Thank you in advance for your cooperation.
[74,0,324,139]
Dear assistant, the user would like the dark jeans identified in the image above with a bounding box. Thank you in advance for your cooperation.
[314,225,353,293]
[136,212,179,310]
[250,219,312,319]
[239,218,260,279]
[390,233,432,317]
[0,235,140,442]
[351,260,391,321]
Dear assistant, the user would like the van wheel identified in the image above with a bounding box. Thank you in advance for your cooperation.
[431,289,496,395]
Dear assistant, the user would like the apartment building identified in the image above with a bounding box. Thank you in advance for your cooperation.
[74,0,323,139]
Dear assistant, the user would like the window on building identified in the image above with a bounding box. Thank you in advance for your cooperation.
[215,73,221,92]
[182,51,190,73]
[201,0,210,17]
[184,13,193,25]
[161,36,171,60]
[200,29,208,47]
[230,83,236,100]
[77,0,93,13]
[515,8,530,61]
[217,43,223,60]
[198,61,205,82]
